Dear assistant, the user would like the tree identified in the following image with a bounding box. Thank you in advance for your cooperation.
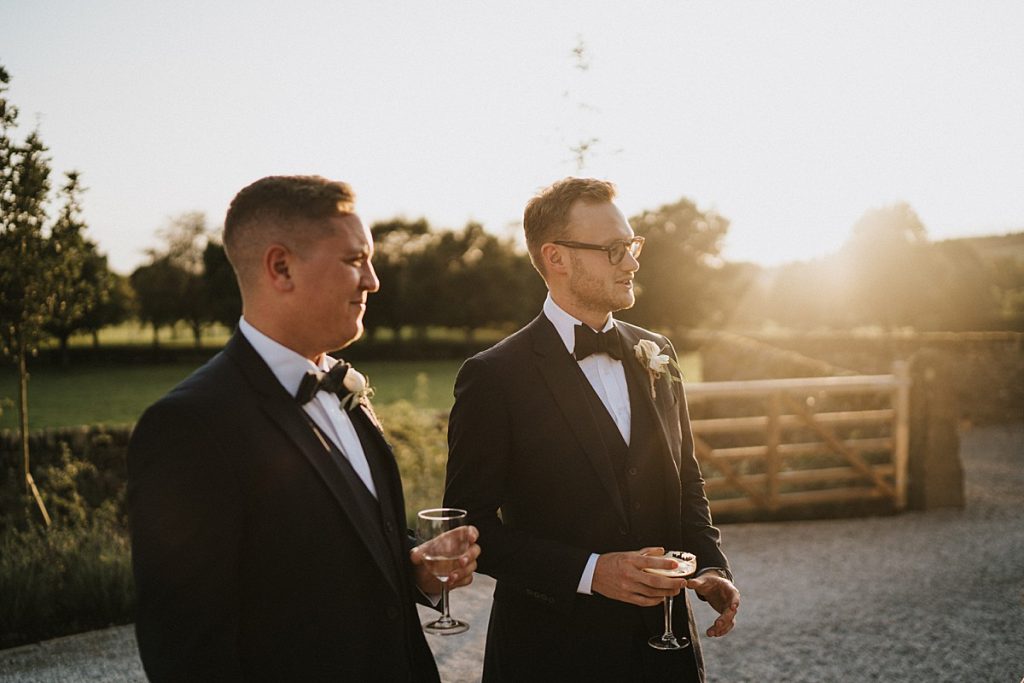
[0,65,54,524]
[130,256,190,347]
[201,239,241,331]
[132,212,210,346]
[444,222,543,337]
[363,218,544,340]
[840,203,935,329]
[620,198,730,330]
[43,172,114,365]
[79,258,132,347]
[990,255,1024,330]
[364,218,432,337]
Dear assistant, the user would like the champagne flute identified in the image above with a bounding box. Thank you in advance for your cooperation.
[644,550,697,650]
[417,508,470,635]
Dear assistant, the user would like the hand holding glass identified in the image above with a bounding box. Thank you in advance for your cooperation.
[417,508,471,635]
[643,550,696,650]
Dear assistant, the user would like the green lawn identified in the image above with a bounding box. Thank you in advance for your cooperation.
[0,360,464,430]
[0,353,700,431]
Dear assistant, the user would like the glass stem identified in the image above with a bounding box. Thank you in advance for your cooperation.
[440,582,451,621]
[663,595,674,637]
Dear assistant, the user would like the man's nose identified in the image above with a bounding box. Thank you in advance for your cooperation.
[622,251,640,272]
[362,261,381,293]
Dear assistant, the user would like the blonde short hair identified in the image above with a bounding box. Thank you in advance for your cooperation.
[523,177,616,276]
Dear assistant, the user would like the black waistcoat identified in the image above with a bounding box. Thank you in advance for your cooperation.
[577,366,672,548]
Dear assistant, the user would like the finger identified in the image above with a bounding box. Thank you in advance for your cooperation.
[449,571,474,588]
[638,546,665,557]
[409,546,424,564]
[631,572,684,598]
[636,572,684,595]
[683,575,714,591]
[707,604,738,637]
[707,613,736,637]
[465,525,479,543]
[626,592,666,608]
[635,554,682,572]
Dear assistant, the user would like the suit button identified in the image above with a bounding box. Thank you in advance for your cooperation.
[633,502,641,511]
[628,467,638,476]
[618,526,628,536]
[386,606,399,620]
[384,521,394,533]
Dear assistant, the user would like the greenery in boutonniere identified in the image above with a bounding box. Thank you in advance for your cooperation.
[633,339,684,398]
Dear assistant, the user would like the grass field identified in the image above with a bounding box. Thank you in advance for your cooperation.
[0,360,464,430]
[0,353,700,430]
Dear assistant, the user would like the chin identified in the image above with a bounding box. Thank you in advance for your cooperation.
[611,295,635,312]
[329,326,362,351]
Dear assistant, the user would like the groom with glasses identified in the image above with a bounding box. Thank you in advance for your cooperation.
[444,177,739,681]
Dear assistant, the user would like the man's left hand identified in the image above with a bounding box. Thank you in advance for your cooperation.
[410,525,481,595]
[684,573,740,637]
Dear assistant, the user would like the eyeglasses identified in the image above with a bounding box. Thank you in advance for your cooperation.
[552,236,645,265]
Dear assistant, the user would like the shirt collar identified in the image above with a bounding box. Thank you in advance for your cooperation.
[238,317,337,398]
[542,293,614,356]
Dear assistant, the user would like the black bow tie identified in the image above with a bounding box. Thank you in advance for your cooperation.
[574,324,622,361]
[295,362,352,405]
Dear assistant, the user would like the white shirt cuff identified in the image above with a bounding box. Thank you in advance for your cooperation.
[576,553,600,594]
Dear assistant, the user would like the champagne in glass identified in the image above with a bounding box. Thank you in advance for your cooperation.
[644,550,696,650]
[417,508,470,635]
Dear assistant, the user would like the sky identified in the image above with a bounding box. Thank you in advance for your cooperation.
[2,0,1023,274]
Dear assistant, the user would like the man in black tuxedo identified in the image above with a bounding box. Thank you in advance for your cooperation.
[128,175,479,682]
[444,177,739,681]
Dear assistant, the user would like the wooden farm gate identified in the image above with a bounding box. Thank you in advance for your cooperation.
[686,362,911,514]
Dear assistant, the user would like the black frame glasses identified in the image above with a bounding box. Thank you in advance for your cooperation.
[552,236,645,265]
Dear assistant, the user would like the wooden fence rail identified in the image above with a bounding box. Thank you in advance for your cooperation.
[687,362,911,515]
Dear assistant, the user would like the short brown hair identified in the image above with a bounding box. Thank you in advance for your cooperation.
[223,175,356,287]
[523,177,616,276]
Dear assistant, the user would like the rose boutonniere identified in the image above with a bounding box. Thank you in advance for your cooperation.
[339,366,375,411]
[633,339,684,398]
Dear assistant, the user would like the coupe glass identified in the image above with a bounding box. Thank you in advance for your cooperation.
[644,550,697,650]
[416,508,471,635]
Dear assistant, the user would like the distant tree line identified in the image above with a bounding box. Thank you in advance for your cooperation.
[125,197,745,345]
[729,203,1024,332]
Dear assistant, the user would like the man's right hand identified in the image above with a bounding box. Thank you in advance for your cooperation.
[591,547,686,607]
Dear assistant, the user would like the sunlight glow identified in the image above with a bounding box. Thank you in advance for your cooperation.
[1,1,1021,272]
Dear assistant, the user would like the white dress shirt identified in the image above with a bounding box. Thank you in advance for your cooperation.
[542,295,631,443]
[239,318,377,498]
[542,295,630,595]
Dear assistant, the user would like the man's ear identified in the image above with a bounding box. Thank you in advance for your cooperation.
[540,243,568,275]
[264,244,295,292]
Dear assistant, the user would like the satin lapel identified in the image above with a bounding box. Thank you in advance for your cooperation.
[529,316,628,525]
[225,334,403,597]
[348,403,405,515]
[355,398,387,436]
[616,324,679,475]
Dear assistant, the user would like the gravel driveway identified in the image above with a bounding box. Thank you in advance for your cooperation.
[2,423,1021,682]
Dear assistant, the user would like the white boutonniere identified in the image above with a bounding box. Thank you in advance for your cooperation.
[633,339,684,398]
[339,366,375,411]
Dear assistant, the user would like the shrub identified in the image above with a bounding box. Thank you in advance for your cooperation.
[0,513,133,649]
[376,400,450,525]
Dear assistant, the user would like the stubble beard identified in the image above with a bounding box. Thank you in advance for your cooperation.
[568,255,634,318]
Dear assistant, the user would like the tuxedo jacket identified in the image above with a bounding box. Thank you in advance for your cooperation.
[128,333,439,682]
[444,315,729,682]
